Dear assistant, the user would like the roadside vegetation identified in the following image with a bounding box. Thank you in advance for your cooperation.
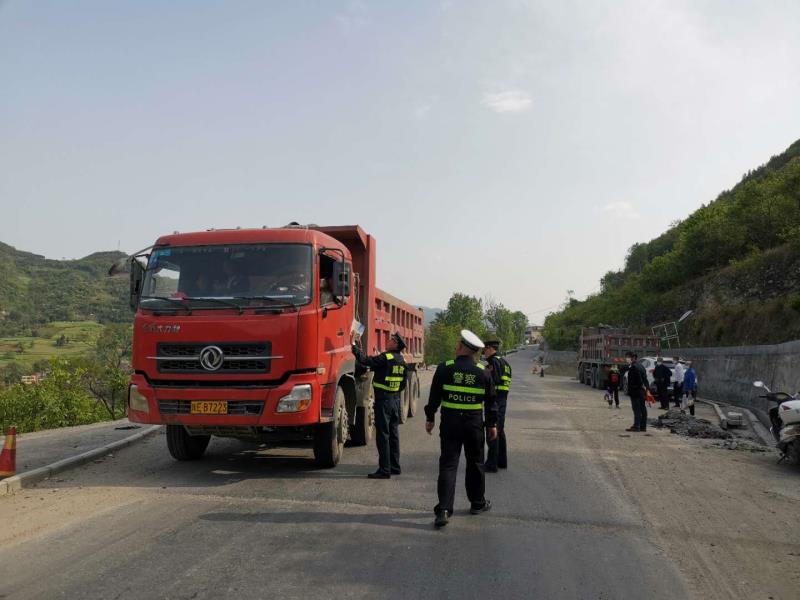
[0,324,132,433]
[544,138,800,350]
[0,242,129,336]
[425,293,527,364]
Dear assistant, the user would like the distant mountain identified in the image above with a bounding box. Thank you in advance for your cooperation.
[419,306,443,327]
[0,242,129,335]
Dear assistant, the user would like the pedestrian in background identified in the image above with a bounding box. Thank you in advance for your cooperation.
[653,357,671,411]
[671,356,685,408]
[625,351,648,432]
[682,361,698,416]
[607,365,620,408]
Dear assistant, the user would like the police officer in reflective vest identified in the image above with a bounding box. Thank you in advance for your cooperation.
[352,332,407,479]
[425,329,498,528]
[482,336,511,472]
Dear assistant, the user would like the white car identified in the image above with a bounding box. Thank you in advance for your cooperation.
[623,356,686,393]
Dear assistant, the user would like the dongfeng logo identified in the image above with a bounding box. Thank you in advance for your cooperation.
[199,346,225,371]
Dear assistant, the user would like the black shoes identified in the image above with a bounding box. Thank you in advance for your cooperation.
[434,510,450,528]
[485,465,498,473]
[470,499,492,515]
[391,468,401,475]
[367,471,390,479]
[625,427,640,432]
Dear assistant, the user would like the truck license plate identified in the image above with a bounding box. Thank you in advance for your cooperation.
[190,401,228,415]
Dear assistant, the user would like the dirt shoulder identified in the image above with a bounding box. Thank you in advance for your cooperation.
[557,376,800,600]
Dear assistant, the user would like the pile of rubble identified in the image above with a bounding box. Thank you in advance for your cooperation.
[649,409,732,439]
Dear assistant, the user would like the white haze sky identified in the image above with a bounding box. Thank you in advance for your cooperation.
[2,0,800,323]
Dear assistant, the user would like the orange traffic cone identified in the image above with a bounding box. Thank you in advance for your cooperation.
[0,426,16,478]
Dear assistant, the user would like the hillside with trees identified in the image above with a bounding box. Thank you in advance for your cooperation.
[0,243,129,335]
[544,137,800,350]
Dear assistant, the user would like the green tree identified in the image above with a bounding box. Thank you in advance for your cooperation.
[79,324,132,420]
[0,360,104,433]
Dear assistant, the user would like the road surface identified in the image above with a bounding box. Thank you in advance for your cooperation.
[1,348,798,599]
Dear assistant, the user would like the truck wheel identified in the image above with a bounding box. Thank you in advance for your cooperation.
[399,389,410,424]
[407,373,419,418]
[584,368,592,386]
[313,386,348,468]
[166,425,210,461]
[578,365,584,384]
[349,402,374,447]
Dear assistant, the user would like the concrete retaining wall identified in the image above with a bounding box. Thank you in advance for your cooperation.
[679,341,800,421]
[541,342,799,423]
[543,350,578,376]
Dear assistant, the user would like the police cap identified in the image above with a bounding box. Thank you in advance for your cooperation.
[390,332,406,351]
[460,329,485,352]
[483,337,501,349]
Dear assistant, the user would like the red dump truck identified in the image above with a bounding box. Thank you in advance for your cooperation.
[121,224,424,467]
[577,327,660,389]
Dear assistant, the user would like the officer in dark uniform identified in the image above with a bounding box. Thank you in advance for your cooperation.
[352,332,407,479]
[482,336,511,472]
[425,329,498,528]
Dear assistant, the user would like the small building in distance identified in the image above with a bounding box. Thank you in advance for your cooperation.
[526,325,544,345]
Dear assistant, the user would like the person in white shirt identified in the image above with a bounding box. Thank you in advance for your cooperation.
[671,357,685,408]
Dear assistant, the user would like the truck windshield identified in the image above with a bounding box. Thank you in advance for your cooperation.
[140,244,312,309]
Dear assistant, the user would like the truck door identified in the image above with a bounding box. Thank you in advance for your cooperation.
[318,252,353,379]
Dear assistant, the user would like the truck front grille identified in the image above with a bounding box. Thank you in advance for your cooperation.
[154,342,273,374]
[158,400,265,416]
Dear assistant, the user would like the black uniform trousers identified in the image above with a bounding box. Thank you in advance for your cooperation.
[672,383,683,407]
[485,395,507,469]
[374,394,401,474]
[607,385,620,407]
[656,383,669,410]
[629,391,648,431]
[436,410,486,515]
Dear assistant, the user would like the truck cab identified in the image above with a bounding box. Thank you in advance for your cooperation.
[123,225,380,467]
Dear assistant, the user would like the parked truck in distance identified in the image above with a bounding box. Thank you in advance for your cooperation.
[117,224,424,468]
[577,327,660,390]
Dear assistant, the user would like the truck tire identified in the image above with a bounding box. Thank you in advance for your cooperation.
[399,389,410,424]
[313,386,348,468]
[578,364,584,384]
[407,372,419,418]
[166,425,210,461]
[349,402,374,447]
[584,368,592,386]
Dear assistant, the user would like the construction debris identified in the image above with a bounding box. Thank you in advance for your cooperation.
[649,409,732,439]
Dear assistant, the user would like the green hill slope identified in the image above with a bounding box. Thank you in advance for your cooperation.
[0,243,129,335]
[544,138,800,350]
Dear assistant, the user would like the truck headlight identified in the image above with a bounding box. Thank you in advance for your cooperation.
[276,384,313,413]
[129,384,149,413]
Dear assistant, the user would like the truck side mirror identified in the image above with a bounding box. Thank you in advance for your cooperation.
[130,256,147,310]
[331,260,351,298]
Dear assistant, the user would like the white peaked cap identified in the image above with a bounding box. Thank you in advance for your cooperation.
[460,329,485,351]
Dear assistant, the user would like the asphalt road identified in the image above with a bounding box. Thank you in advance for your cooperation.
[0,348,694,599]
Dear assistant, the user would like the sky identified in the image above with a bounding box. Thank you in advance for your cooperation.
[2,0,800,323]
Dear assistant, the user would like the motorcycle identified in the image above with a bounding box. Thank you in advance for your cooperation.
[753,381,800,464]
